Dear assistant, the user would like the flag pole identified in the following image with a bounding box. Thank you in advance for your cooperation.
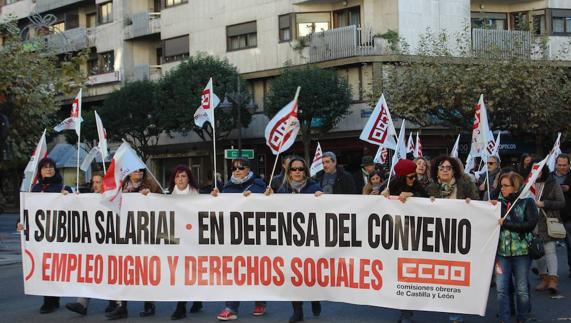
[101,153,107,175]
[385,121,404,194]
[212,121,218,190]
[268,86,301,189]
[485,155,491,201]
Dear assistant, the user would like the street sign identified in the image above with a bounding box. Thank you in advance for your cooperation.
[224,149,255,159]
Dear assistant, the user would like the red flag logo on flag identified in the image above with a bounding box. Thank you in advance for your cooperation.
[359,94,397,149]
[265,88,301,155]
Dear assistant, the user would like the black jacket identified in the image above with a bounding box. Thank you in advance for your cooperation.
[314,166,356,194]
[551,172,571,223]
[352,169,368,194]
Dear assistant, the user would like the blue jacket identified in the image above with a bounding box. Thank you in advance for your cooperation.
[221,176,266,193]
[277,179,322,194]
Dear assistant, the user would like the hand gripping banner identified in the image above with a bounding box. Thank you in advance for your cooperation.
[20,193,500,316]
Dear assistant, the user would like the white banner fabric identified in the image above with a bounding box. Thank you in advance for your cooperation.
[20,193,500,316]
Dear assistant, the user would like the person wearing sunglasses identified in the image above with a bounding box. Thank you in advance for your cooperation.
[211,157,266,321]
[20,158,73,314]
[264,156,322,323]
[382,159,427,203]
[476,155,501,201]
[426,155,479,323]
[496,172,538,323]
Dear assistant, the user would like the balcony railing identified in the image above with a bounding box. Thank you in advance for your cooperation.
[43,27,93,54]
[88,71,121,86]
[133,64,162,81]
[124,12,161,40]
[35,0,84,13]
[307,25,389,63]
[471,28,532,58]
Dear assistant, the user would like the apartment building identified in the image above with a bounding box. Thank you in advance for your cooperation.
[2,0,570,185]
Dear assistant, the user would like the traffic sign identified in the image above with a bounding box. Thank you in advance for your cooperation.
[224,149,255,159]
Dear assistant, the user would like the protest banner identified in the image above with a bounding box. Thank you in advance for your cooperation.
[20,193,499,315]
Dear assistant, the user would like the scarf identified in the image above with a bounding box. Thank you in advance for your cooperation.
[290,179,307,193]
[438,177,457,199]
[230,171,254,185]
[172,185,190,195]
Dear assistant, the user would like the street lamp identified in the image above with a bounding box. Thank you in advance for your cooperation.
[219,76,258,156]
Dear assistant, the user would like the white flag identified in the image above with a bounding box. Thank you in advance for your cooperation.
[414,132,423,158]
[547,133,562,172]
[94,111,108,161]
[265,88,300,155]
[407,132,415,154]
[80,147,100,172]
[373,146,389,165]
[470,94,493,159]
[20,129,48,192]
[450,134,461,158]
[194,78,220,127]
[359,94,397,150]
[310,142,324,177]
[520,156,549,199]
[101,142,147,212]
[464,153,475,174]
[390,120,408,171]
[491,132,501,160]
[54,89,82,136]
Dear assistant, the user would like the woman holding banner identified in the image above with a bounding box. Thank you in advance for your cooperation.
[381,159,426,323]
[23,158,73,314]
[265,155,322,323]
[106,168,163,320]
[212,157,267,321]
[496,172,539,323]
[532,167,565,294]
[426,155,479,323]
[167,165,205,319]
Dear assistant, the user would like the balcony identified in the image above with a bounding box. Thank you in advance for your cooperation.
[88,71,121,86]
[43,27,93,54]
[35,0,86,13]
[124,12,161,40]
[133,64,162,82]
[307,25,391,63]
[471,28,532,58]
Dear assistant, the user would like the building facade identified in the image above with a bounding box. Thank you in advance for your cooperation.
[2,0,570,186]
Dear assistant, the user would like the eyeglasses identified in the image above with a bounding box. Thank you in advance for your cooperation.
[232,166,248,171]
[290,167,305,172]
[438,165,452,171]
[406,174,416,180]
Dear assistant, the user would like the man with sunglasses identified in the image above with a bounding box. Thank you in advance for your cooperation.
[314,151,356,195]
[211,157,267,321]
[476,155,501,200]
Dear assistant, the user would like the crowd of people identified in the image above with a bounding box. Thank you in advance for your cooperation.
[19,149,571,323]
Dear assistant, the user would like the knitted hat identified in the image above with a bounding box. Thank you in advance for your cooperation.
[360,155,375,167]
[394,159,417,177]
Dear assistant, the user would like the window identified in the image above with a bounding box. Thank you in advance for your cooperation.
[164,0,187,8]
[334,6,361,28]
[532,14,546,35]
[163,35,189,62]
[88,50,115,75]
[279,14,292,42]
[52,21,65,33]
[510,12,529,31]
[226,21,257,51]
[552,10,571,34]
[86,12,97,28]
[296,12,330,37]
[470,12,507,30]
[98,1,113,25]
